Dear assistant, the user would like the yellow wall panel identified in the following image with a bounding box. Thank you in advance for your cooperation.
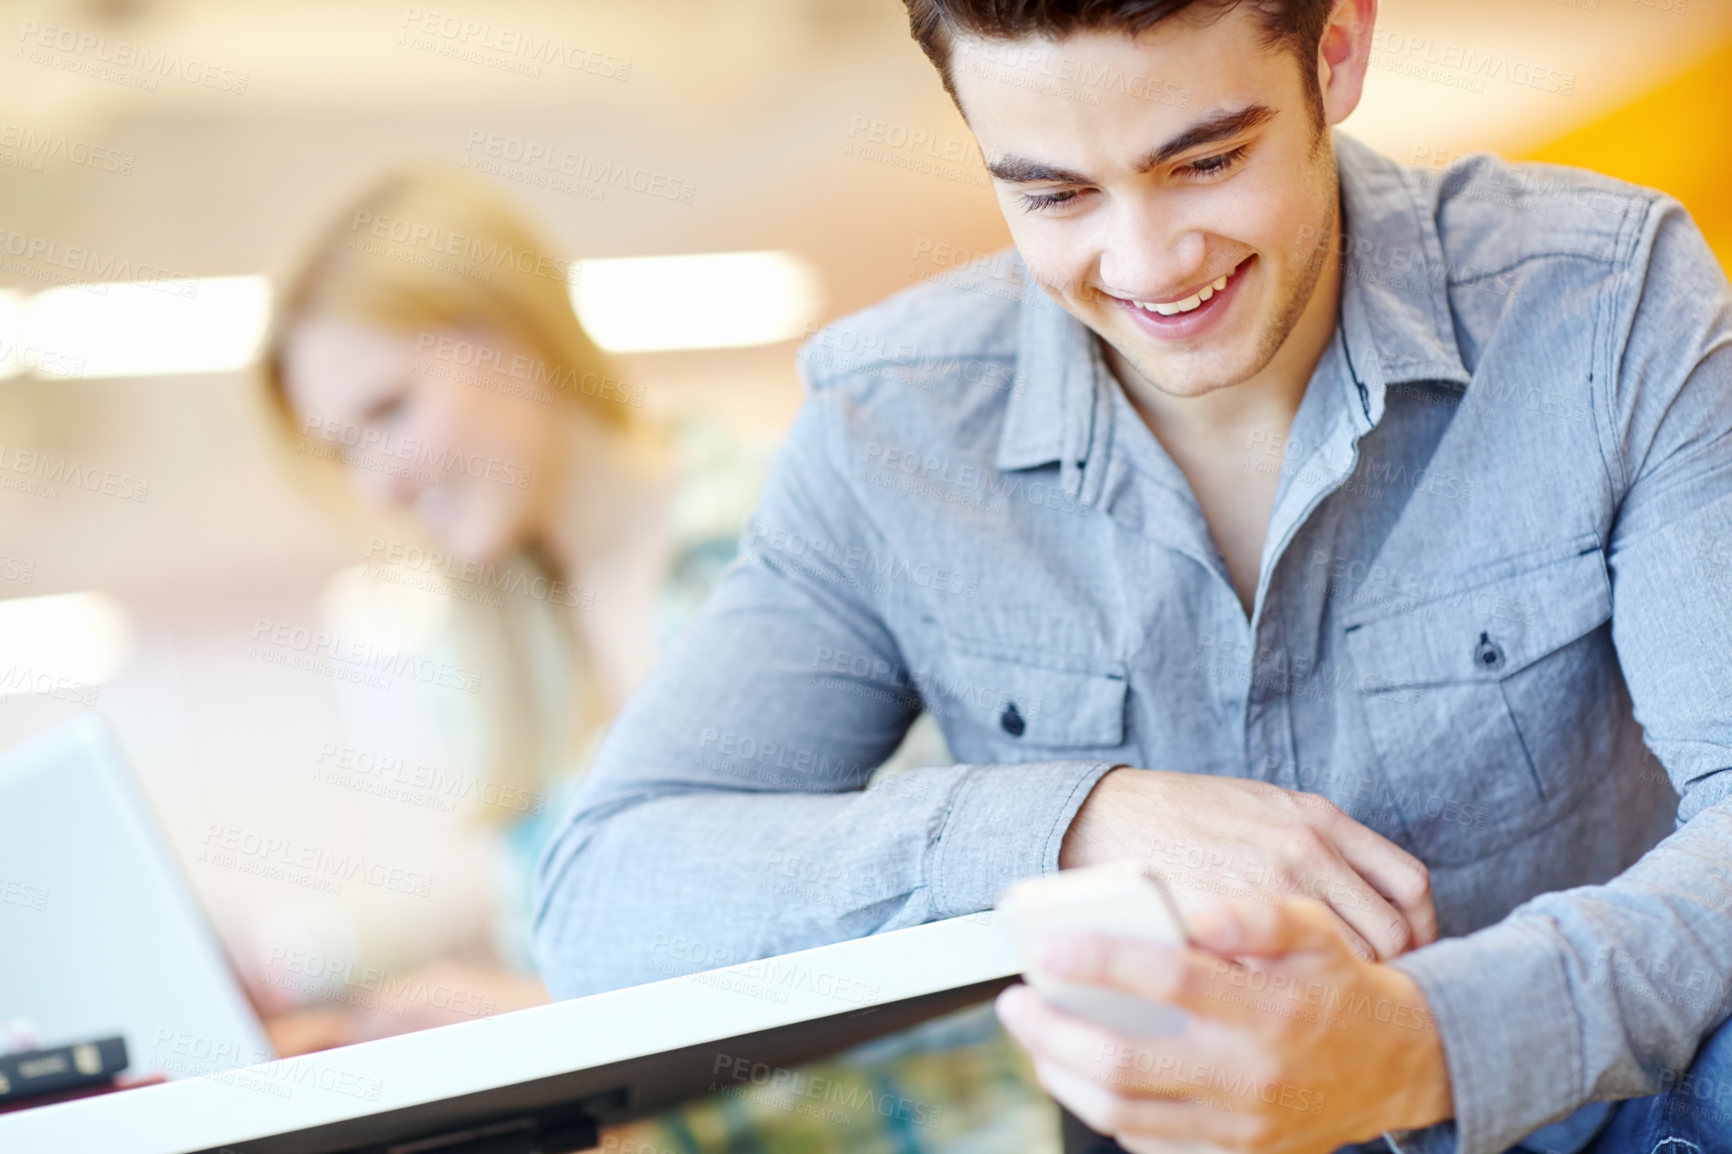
[1525,41,1732,272]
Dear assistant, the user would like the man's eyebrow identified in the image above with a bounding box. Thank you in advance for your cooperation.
[984,103,1277,186]
[984,156,1090,185]
[1142,104,1276,168]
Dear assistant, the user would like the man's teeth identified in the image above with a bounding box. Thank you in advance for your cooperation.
[1135,272,1234,316]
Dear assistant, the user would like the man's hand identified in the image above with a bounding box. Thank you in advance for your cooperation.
[995,897,1454,1154]
[1060,768,1434,961]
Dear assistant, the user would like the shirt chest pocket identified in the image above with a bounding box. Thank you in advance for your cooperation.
[1341,543,1617,866]
[918,646,1130,762]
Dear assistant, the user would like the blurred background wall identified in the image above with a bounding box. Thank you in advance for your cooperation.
[2,0,1728,996]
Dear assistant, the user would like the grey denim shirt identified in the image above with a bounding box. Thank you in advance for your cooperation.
[533,133,1732,1154]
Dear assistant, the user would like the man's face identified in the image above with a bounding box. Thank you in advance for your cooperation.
[951,6,1340,399]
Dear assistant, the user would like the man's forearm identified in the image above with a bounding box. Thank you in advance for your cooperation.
[1390,798,1732,1154]
[530,757,1115,999]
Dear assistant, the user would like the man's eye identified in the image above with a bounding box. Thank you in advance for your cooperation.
[1184,145,1249,178]
[1019,188,1082,214]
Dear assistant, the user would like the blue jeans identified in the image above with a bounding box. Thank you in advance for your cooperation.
[1575,1013,1732,1154]
[1057,1015,1732,1154]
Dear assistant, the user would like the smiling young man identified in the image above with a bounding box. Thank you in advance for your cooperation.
[532,2,1732,1152]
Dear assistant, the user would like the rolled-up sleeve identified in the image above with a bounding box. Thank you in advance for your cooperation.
[529,375,1114,1000]
[1391,199,1732,1154]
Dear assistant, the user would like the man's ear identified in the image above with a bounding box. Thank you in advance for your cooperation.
[1318,0,1377,128]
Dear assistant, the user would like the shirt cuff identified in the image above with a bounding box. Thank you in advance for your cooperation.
[928,759,1118,918]
[1391,917,1583,1154]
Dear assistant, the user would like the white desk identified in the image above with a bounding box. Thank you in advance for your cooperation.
[0,913,1020,1154]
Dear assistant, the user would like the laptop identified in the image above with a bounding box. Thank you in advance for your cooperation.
[0,717,276,1086]
[0,717,1020,1154]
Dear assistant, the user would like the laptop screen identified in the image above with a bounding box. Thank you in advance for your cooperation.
[0,718,276,1084]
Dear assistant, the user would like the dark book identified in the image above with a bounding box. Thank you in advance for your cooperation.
[0,1037,128,1104]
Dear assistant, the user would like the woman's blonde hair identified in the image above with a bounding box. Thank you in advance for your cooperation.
[261,161,632,436]
[260,162,634,821]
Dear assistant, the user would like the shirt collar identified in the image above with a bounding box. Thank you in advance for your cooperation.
[1331,133,1473,430]
[995,131,1472,471]
[998,274,1098,477]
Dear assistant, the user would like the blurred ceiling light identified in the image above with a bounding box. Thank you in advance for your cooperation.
[0,290,22,382]
[22,276,271,379]
[0,591,134,694]
[571,250,824,353]
[0,251,823,378]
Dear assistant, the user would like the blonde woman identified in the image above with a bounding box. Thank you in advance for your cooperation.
[260,164,1057,1153]
[259,162,753,1038]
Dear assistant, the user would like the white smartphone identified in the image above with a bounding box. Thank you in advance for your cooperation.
[995,860,1188,1038]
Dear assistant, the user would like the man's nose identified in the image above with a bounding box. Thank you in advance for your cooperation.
[1097,201,1208,298]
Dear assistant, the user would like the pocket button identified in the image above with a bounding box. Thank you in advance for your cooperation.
[1000,702,1026,737]
[1474,632,1506,673]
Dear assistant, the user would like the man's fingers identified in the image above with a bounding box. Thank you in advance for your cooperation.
[1304,844,1416,961]
[1317,904,1380,963]
[1025,937,1271,1028]
[1187,896,1344,960]
[1263,806,1420,960]
[1326,815,1438,949]
[995,979,1244,1087]
[1118,1135,1239,1154]
[1028,1053,1257,1150]
[1118,1136,1239,1154]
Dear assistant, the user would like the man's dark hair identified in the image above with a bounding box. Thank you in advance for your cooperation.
[902,0,1337,132]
